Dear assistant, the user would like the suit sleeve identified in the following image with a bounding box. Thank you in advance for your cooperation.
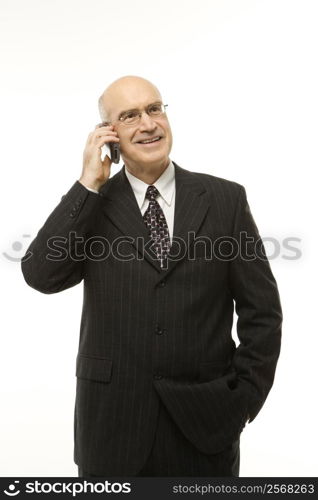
[229,185,282,422]
[21,181,103,294]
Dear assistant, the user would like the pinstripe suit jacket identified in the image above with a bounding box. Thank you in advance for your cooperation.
[21,162,282,475]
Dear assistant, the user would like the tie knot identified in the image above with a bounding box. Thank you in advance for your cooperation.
[145,185,160,201]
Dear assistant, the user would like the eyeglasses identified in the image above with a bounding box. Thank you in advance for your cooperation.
[116,102,168,126]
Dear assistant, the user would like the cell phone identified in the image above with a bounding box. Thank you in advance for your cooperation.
[109,141,120,164]
[98,122,120,164]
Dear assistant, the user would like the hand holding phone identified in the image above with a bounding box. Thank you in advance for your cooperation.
[79,123,120,191]
[99,122,120,164]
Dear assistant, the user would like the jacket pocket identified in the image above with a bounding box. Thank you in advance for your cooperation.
[76,354,112,383]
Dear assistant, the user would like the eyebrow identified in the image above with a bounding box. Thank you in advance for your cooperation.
[117,101,163,120]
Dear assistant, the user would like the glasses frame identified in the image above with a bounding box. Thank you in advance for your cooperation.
[113,103,168,127]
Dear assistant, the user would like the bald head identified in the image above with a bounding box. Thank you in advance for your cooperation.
[96,74,172,178]
[98,75,162,123]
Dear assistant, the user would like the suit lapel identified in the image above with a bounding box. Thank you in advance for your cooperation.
[99,162,210,276]
[165,163,210,278]
[100,167,162,272]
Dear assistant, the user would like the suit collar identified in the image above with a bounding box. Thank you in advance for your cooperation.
[100,161,210,277]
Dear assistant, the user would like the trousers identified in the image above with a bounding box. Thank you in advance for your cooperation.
[78,400,240,477]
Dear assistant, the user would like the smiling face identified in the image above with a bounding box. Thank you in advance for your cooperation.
[99,76,173,176]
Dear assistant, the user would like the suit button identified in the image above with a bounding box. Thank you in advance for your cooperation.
[155,326,166,335]
[153,374,163,380]
[158,280,166,288]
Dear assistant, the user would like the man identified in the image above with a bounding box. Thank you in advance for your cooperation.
[21,75,282,477]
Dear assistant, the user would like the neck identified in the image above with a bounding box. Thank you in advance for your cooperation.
[124,158,170,184]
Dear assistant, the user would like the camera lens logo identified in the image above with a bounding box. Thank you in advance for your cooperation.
[2,235,32,262]
[3,481,20,496]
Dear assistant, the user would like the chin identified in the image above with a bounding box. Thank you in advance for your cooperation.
[140,154,169,168]
[144,146,170,162]
[123,143,171,169]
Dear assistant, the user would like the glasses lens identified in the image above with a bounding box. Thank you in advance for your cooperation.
[148,103,165,116]
[122,110,140,125]
[120,104,167,125]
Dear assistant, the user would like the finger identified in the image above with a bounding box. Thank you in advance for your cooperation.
[95,123,113,129]
[95,136,120,148]
[93,130,118,141]
[95,134,120,145]
[88,130,118,146]
[94,130,118,139]
[86,127,113,143]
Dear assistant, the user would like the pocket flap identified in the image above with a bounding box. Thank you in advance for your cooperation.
[76,354,112,383]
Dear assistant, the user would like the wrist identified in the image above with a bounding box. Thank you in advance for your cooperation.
[78,177,106,192]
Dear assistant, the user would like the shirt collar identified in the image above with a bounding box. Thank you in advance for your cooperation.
[124,160,175,210]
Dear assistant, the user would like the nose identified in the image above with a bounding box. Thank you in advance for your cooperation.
[138,111,157,132]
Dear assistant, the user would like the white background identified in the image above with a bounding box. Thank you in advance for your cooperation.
[1,0,317,476]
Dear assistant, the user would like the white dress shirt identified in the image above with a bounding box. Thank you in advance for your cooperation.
[85,160,176,241]
[124,160,175,241]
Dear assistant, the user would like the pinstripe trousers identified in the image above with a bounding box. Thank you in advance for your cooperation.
[78,400,240,477]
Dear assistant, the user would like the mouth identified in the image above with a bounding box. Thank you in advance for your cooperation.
[136,136,162,145]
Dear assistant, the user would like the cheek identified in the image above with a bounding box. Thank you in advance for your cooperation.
[119,139,141,160]
[163,123,172,142]
[117,134,132,152]
[164,130,173,151]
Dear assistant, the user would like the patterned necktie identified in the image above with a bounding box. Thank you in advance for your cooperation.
[143,185,171,269]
